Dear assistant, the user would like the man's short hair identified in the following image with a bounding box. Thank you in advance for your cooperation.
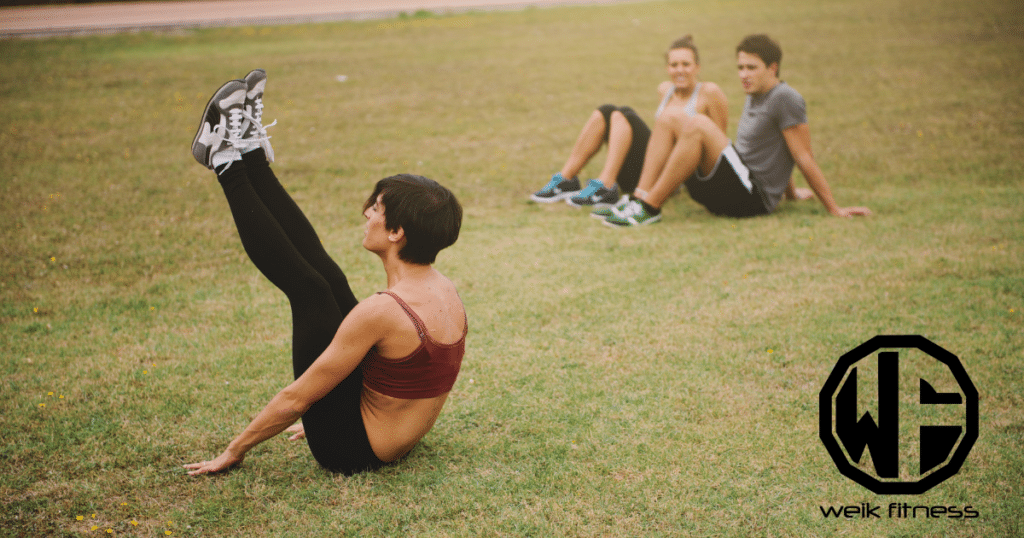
[364,174,462,265]
[736,34,783,76]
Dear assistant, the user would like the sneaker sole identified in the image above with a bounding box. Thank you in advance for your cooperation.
[530,191,579,203]
[192,79,246,167]
[567,198,615,208]
[601,215,662,228]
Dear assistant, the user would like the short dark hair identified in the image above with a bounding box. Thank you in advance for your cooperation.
[736,34,782,77]
[665,34,700,65]
[363,174,462,265]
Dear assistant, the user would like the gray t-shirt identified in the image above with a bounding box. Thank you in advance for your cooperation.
[734,82,807,212]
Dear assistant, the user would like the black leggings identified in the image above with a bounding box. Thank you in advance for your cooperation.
[597,104,652,194]
[215,149,385,475]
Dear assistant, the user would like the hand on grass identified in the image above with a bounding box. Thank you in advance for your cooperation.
[184,449,244,476]
[284,423,306,441]
[831,206,872,217]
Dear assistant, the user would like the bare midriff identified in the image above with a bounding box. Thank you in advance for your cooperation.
[360,386,450,462]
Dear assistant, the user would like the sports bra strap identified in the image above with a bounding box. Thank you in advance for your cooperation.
[654,88,673,118]
[655,81,702,118]
[684,82,702,116]
[377,291,426,339]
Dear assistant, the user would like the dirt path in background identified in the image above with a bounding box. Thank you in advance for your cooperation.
[1,0,634,38]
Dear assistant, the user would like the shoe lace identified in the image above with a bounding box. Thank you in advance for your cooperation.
[252,96,264,122]
[213,108,277,159]
[212,107,243,142]
[227,106,245,141]
[240,108,277,161]
[621,200,641,218]
[210,106,278,171]
[207,107,245,171]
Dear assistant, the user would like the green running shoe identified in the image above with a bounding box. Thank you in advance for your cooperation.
[603,199,662,227]
[590,194,630,219]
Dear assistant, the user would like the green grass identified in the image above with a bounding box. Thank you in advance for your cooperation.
[2,0,1022,536]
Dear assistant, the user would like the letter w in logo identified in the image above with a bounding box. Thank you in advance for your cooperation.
[836,351,899,477]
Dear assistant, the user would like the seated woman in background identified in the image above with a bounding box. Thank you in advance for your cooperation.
[530,34,728,217]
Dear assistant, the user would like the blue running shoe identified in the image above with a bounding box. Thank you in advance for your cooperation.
[567,179,620,208]
[530,173,581,203]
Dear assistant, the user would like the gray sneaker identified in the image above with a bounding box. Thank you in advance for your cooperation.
[192,79,247,170]
[239,69,276,162]
[530,173,581,203]
[567,179,619,208]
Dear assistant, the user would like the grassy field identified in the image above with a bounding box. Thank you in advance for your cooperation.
[2,0,1022,536]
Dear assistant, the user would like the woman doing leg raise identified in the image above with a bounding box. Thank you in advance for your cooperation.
[185,72,466,476]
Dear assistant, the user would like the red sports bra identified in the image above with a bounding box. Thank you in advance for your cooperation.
[360,291,467,399]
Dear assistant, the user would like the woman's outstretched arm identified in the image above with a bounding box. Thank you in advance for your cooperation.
[184,300,390,475]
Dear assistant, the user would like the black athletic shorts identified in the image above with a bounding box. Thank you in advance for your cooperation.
[684,145,770,218]
[597,104,651,194]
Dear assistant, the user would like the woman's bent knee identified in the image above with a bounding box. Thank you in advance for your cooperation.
[656,109,713,136]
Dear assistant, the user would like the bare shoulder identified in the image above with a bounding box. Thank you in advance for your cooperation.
[360,291,409,314]
[433,272,460,294]
[657,80,673,98]
[325,293,406,353]
[345,293,405,330]
[436,275,465,313]
[701,81,727,101]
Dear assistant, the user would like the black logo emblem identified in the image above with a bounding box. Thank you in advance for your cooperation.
[819,335,978,494]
